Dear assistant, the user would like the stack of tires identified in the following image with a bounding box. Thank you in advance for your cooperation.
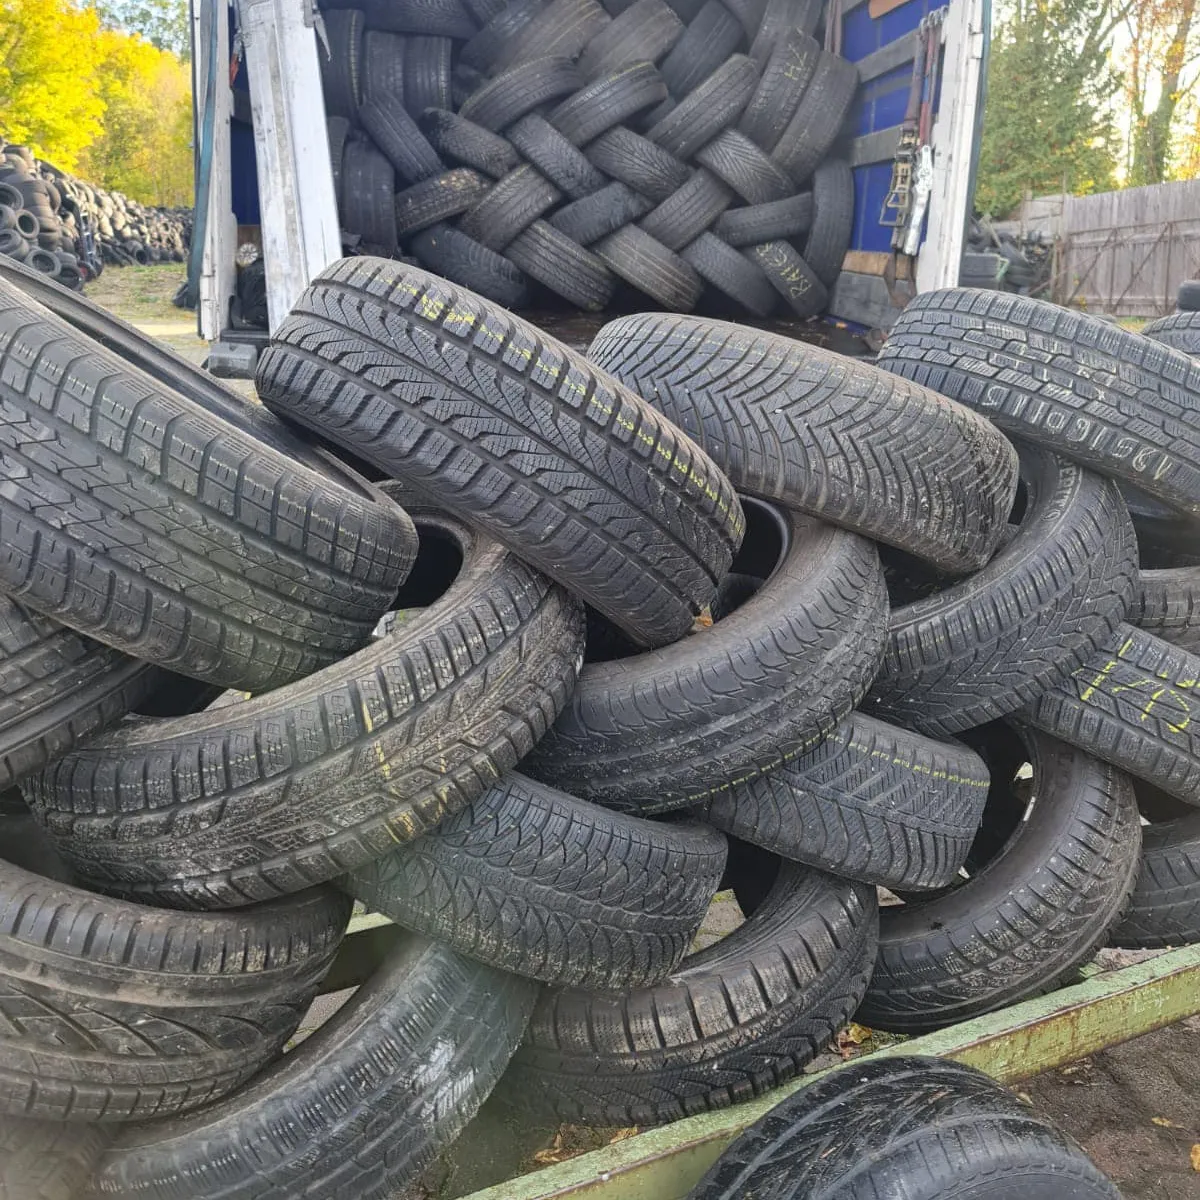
[0,143,191,289]
[0,258,1198,1200]
[319,0,857,317]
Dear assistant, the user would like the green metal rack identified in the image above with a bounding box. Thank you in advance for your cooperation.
[326,917,1200,1200]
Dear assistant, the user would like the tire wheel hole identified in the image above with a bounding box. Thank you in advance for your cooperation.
[392,522,465,608]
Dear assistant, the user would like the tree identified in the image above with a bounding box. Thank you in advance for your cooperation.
[79,29,192,206]
[976,0,1125,216]
[1124,0,1200,183]
[93,0,190,59]
[0,0,106,170]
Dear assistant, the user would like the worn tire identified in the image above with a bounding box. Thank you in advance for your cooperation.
[550,62,669,146]
[549,180,653,244]
[694,129,794,204]
[409,222,530,307]
[1132,564,1200,651]
[90,936,538,1200]
[1023,624,1200,806]
[697,712,991,891]
[318,8,364,119]
[1111,790,1200,948]
[680,231,776,316]
[358,97,444,183]
[645,56,759,159]
[577,0,683,79]
[689,1056,1121,1200]
[0,597,158,790]
[506,858,878,1127]
[738,28,820,149]
[361,30,405,100]
[746,238,826,316]
[1143,308,1200,357]
[595,223,704,308]
[658,0,743,98]
[505,218,618,308]
[402,35,453,116]
[713,191,812,245]
[344,773,728,988]
[258,259,742,645]
[458,0,544,70]
[0,1118,110,1200]
[418,108,519,179]
[393,167,491,234]
[879,290,1200,518]
[588,312,1019,572]
[491,0,610,70]
[746,0,820,62]
[526,497,886,808]
[868,449,1139,737]
[457,164,561,249]
[638,168,733,251]
[458,56,584,130]
[0,276,414,692]
[340,138,399,251]
[858,724,1141,1033]
[770,51,859,185]
[506,113,609,198]
[1177,280,1200,312]
[585,125,690,200]
[0,861,349,1120]
[25,508,585,907]
[804,157,853,287]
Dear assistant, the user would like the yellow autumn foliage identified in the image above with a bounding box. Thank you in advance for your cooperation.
[0,0,191,206]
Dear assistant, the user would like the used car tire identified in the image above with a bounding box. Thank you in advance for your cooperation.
[1023,624,1200,806]
[595,223,704,308]
[525,497,887,810]
[1132,563,1200,651]
[505,218,618,309]
[1111,788,1200,948]
[696,711,991,891]
[1143,308,1200,357]
[0,859,349,1121]
[0,276,415,693]
[24,507,585,908]
[409,222,530,307]
[588,312,1019,573]
[585,125,690,200]
[0,596,158,790]
[688,1056,1120,1200]
[712,191,813,246]
[90,935,538,1200]
[257,259,743,648]
[858,723,1141,1033]
[878,290,1200,519]
[344,772,728,988]
[505,852,878,1127]
[867,448,1139,737]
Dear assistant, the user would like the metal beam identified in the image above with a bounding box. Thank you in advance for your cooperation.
[461,945,1200,1200]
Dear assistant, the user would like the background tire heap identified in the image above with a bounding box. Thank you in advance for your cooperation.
[1,259,1198,1199]
[318,0,857,316]
[0,141,191,290]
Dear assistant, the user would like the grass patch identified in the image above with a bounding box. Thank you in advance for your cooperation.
[87,263,188,327]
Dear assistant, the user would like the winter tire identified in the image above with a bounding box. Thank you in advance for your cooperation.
[858,723,1141,1032]
[345,773,728,988]
[257,259,742,646]
[588,312,1019,572]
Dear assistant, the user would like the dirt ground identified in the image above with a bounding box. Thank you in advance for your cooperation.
[91,271,1200,1200]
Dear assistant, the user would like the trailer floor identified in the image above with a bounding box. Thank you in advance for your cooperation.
[99,275,1200,1200]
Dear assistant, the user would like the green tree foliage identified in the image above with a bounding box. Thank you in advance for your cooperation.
[93,0,190,60]
[976,0,1123,216]
[0,0,191,204]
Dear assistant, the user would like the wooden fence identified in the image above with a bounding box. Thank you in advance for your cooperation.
[1000,179,1200,318]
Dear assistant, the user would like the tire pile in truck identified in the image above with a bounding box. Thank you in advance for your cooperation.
[0,142,191,291]
[318,0,857,317]
[0,254,1198,1200]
